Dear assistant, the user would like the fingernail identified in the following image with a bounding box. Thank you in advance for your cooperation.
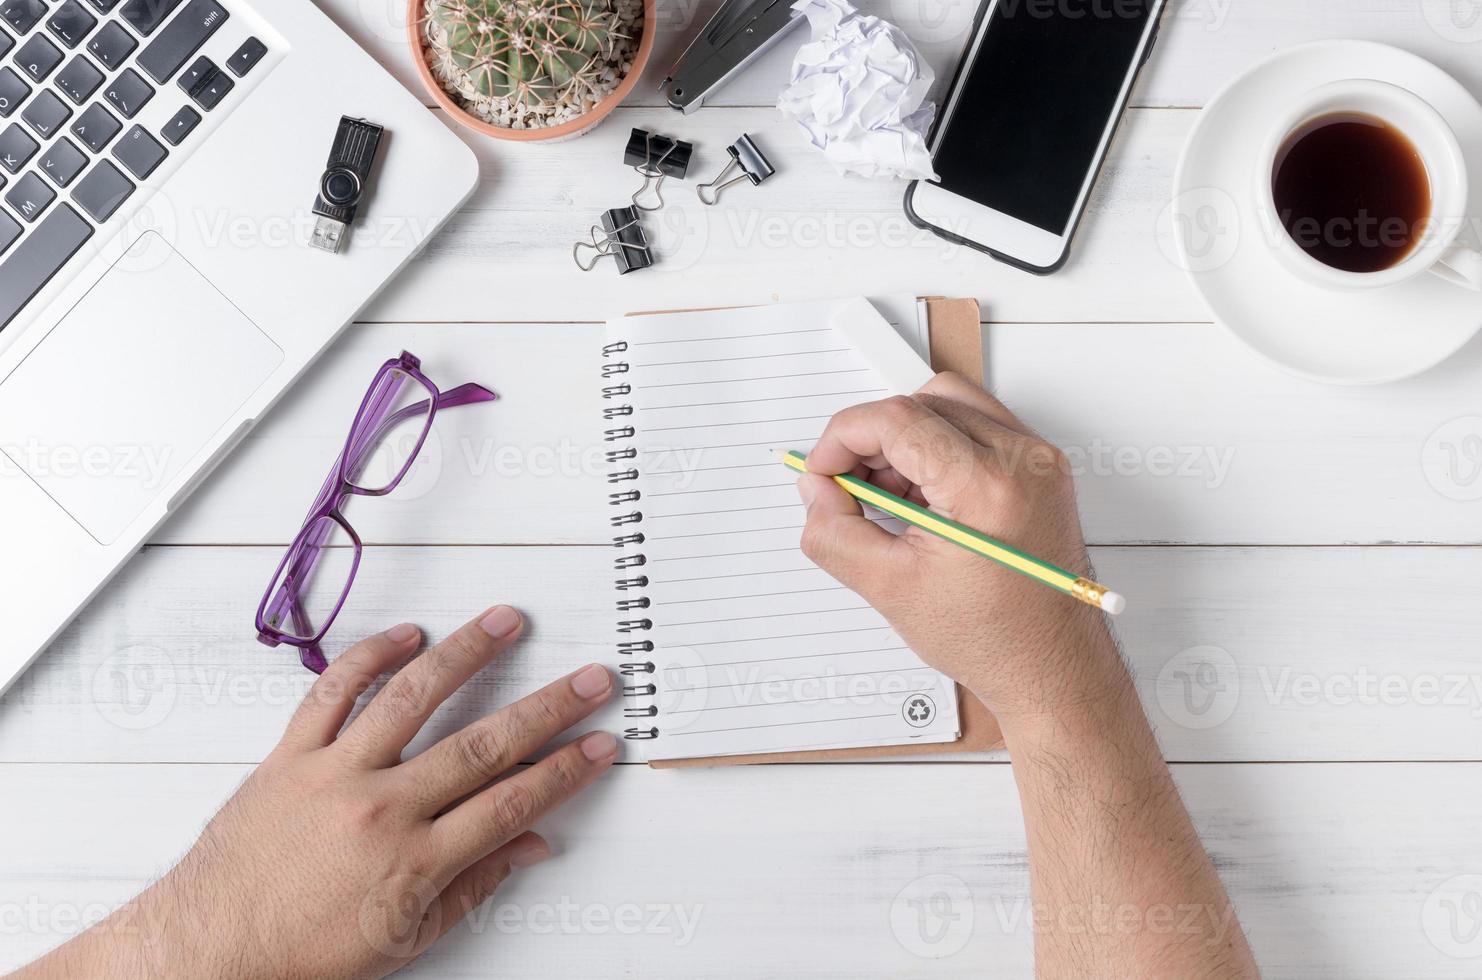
[796,476,816,508]
[508,840,551,869]
[580,731,619,761]
[571,663,612,700]
[479,606,521,639]
[384,623,419,643]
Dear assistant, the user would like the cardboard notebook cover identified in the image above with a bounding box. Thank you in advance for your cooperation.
[646,296,1004,768]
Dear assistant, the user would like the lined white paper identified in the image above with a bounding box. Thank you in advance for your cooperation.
[609,299,960,761]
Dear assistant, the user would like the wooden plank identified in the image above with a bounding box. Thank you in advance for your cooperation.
[1,760,1478,977]
[989,322,1482,547]
[154,321,1482,548]
[326,0,1482,111]
[353,101,1482,326]
[362,105,1204,325]
[158,323,607,547]
[6,544,1480,763]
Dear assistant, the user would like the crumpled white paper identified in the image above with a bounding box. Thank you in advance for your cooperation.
[776,0,938,181]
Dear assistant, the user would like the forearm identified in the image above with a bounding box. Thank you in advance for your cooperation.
[790,380,1257,974]
[992,642,1258,979]
[12,891,168,979]
[11,870,232,980]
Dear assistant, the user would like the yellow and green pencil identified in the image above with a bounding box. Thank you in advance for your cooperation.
[781,449,1124,615]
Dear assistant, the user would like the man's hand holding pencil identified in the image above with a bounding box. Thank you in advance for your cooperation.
[792,372,1132,729]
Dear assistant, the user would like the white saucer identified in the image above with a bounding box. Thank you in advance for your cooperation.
[1171,41,1482,385]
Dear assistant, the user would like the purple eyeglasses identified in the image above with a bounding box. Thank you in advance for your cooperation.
[256,351,497,672]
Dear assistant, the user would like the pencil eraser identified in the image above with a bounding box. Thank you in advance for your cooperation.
[1100,591,1126,615]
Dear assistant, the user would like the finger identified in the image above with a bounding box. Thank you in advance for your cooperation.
[846,462,932,505]
[398,663,614,813]
[806,395,994,519]
[915,372,1038,437]
[915,395,1066,486]
[913,393,1018,447]
[797,473,916,602]
[340,606,525,766]
[280,623,422,750]
[861,464,919,502]
[420,832,550,951]
[431,732,618,869]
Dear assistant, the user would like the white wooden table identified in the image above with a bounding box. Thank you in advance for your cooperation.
[6,2,1482,976]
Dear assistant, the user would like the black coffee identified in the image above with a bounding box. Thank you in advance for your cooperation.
[1271,112,1431,273]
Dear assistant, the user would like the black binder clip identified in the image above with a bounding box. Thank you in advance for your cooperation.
[624,128,694,212]
[573,206,654,275]
[697,134,775,206]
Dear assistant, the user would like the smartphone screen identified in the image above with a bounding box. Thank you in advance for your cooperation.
[931,0,1156,236]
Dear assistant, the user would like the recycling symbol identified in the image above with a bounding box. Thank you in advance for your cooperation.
[902,694,936,728]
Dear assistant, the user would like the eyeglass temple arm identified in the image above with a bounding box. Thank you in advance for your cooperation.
[438,382,498,408]
[342,383,498,476]
[261,514,338,640]
[262,382,498,640]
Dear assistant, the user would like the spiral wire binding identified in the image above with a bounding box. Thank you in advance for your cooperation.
[605,339,660,741]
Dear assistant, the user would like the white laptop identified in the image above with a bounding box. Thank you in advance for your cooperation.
[0,0,478,692]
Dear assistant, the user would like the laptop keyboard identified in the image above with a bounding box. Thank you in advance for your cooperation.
[0,0,268,330]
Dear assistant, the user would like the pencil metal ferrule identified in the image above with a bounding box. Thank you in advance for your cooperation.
[1070,578,1106,608]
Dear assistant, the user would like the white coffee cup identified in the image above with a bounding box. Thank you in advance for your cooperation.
[1255,79,1482,291]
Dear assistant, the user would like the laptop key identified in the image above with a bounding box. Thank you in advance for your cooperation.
[189,66,231,110]
[84,0,121,13]
[15,33,64,83]
[112,123,164,178]
[87,22,137,70]
[5,169,53,220]
[160,103,196,144]
[55,54,103,104]
[0,121,37,172]
[177,53,211,93]
[21,89,70,139]
[119,0,185,36]
[0,65,29,117]
[0,0,45,35]
[70,157,132,221]
[0,25,12,59]
[104,68,153,119]
[46,0,98,49]
[38,135,84,186]
[0,208,18,254]
[226,35,265,76]
[137,0,225,83]
[71,101,120,151]
[0,203,92,329]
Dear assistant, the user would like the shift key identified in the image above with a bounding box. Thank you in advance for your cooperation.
[136,0,226,84]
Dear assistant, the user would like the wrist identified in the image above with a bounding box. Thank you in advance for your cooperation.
[996,671,1142,752]
[104,864,242,979]
[118,877,203,978]
[969,622,1138,744]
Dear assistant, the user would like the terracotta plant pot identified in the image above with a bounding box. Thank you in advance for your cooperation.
[408,0,657,142]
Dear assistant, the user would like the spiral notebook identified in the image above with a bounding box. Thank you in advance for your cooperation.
[602,296,997,764]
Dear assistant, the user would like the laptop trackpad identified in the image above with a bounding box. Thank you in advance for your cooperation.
[0,233,283,544]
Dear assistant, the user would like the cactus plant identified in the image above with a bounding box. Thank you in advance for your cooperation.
[423,0,626,111]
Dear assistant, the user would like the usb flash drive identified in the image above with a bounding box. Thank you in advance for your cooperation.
[310,116,385,254]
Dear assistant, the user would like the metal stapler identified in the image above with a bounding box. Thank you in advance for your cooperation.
[662,0,806,113]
